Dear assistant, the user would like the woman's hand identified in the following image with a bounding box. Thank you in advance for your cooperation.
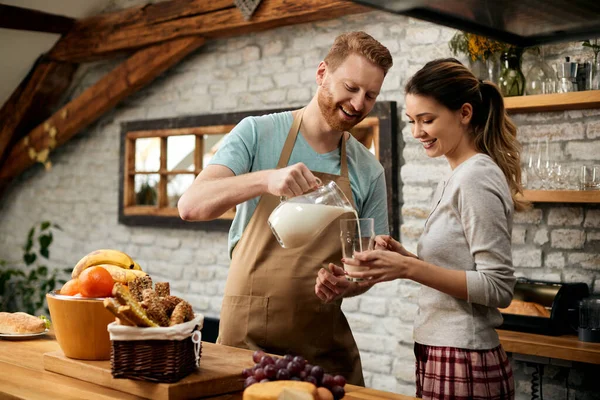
[343,247,415,286]
[374,235,418,258]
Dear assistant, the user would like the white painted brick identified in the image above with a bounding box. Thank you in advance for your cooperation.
[242,46,260,62]
[396,382,417,396]
[518,122,585,142]
[586,120,600,139]
[593,279,600,294]
[263,40,284,57]
[562,270,594,286]
[359,297,387,316]
[249,76,274,92]
[388,298,418,322]
[584,210,600,228]
[131,234,155,245]
[405,27,440,44]
[550,229,585,249]
[291,37,314,51]
[565,141,600,160]
[371,374,398,392]
[285,57,303,69]
[260,89,287,104]
[286,87,311,103]
[587,232,600,242]
[182,265,197,281]
[213,95,238,110]
[533,227,548,245]
[342,296,359,312]
[402,185,434,203]
[160,237,181,249]
[400,221,424,240]
[392,357,415,382]
[300,68,316,84]
[512,226,527,244]
[361,353,392,374]
[273,72,299,88]
[346,313,376,333]
[355,333,397,353]
[227,77,248,93]
[369,281,397,297]
[545,252,566,268]
[567,253,600,270]
[514,208,543,224]
[401,163,449,184]
[547,207,583,226]
[226,52,242,66]
[402,206,429,219]
[512,247,543,268]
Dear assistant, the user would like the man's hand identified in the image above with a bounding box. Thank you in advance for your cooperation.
[267,162,320,198]
[315,264,355,303]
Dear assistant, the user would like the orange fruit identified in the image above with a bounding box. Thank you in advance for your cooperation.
[79,266,115,298]
[60,279,81,296]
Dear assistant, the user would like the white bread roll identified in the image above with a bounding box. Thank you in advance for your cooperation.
[0,312,46,334]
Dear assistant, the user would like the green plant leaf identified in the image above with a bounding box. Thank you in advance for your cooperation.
[37,266,48,276]
[28,270,38,281]
[24,253,37,265]
[40,247,50,259]
[41,221,51,231]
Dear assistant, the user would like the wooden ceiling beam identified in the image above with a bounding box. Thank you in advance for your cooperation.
[0,57,77,167]
[0,4,75,34]
[49,0,370,62]
[0,36,205,184]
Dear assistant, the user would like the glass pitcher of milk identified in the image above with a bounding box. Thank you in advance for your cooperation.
[268,180,356,248]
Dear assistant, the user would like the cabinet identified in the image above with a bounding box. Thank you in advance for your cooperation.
[505,91,600,204]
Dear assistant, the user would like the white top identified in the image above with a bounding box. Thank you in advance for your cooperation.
[415,153,516,350]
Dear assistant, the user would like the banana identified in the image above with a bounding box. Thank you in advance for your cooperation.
[98,264,147,283]
[72,249,136,279]
[132,260,143,271]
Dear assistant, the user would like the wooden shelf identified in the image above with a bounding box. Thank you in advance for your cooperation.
[498,329,600,364]
[504,90,600,113]
[521,190,600,203]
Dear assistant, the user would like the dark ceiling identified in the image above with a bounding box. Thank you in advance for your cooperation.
[351,0,600,47]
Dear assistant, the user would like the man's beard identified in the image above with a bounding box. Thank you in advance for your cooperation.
[317,85,365,132]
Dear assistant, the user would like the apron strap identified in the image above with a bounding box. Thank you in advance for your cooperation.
[276,108,349,179]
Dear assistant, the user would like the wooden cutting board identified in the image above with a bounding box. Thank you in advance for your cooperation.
[43,342,255,400]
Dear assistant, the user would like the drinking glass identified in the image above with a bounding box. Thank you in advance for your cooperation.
[581,165,600,190]
[340,218,375,282]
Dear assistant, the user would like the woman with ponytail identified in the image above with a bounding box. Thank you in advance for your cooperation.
[344,58,526,399]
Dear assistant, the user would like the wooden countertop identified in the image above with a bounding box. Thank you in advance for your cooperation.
[497,329,600,364]
[0,333,416,400]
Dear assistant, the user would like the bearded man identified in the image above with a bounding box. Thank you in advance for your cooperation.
[178,31,393,385]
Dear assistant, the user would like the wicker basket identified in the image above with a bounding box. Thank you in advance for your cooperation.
[108,315,204,383]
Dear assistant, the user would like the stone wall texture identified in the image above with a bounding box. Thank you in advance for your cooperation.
[0,3,598,399]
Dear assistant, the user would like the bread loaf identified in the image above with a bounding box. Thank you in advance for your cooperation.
[499,300,550,318]
[243,381,317,400]
[0,312,46,334]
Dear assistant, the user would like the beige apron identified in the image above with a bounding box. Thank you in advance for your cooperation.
[217,109,364,385]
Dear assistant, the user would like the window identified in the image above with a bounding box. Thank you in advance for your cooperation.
[119,103,399,236]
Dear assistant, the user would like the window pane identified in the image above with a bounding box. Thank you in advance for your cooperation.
[134,174,159,206]
[167,135,196,171]
[135,138,161,171]
[203,134,226,166]
[167,174,195,207]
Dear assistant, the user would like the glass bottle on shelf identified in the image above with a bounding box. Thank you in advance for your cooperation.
[525,47,557,95]
[592,59,600,90]
[498,47,526,97]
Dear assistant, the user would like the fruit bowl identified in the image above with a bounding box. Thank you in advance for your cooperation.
[46,290,116,360]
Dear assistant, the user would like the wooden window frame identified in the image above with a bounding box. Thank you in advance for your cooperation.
[119,102,399,237]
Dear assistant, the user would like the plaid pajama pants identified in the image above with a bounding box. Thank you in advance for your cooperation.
[415,342,514,400]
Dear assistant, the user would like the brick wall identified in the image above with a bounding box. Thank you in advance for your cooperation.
[0,5,598,399]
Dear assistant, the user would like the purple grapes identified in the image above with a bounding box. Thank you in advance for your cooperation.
[286,361,302,376]
[275,358,288,369]
[252,350,266,364]
[254,368,266,381]
[321,374,335,389]
[244,376,257,388]
[310,365,324,381]
[242,368,253,378]
[264,364,277,379]
[276,368,291,380]
[333,375,346,387]
[330,385,345,400]
[260,355,275,367]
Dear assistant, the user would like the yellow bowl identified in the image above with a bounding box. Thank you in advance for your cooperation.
[46,290,116,360]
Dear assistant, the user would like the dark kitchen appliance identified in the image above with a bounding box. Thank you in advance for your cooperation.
[349,0,600,47]
[499,278,589,336]
[578,297,600,343]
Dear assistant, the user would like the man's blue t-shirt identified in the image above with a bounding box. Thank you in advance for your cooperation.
[208,111,389,257]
